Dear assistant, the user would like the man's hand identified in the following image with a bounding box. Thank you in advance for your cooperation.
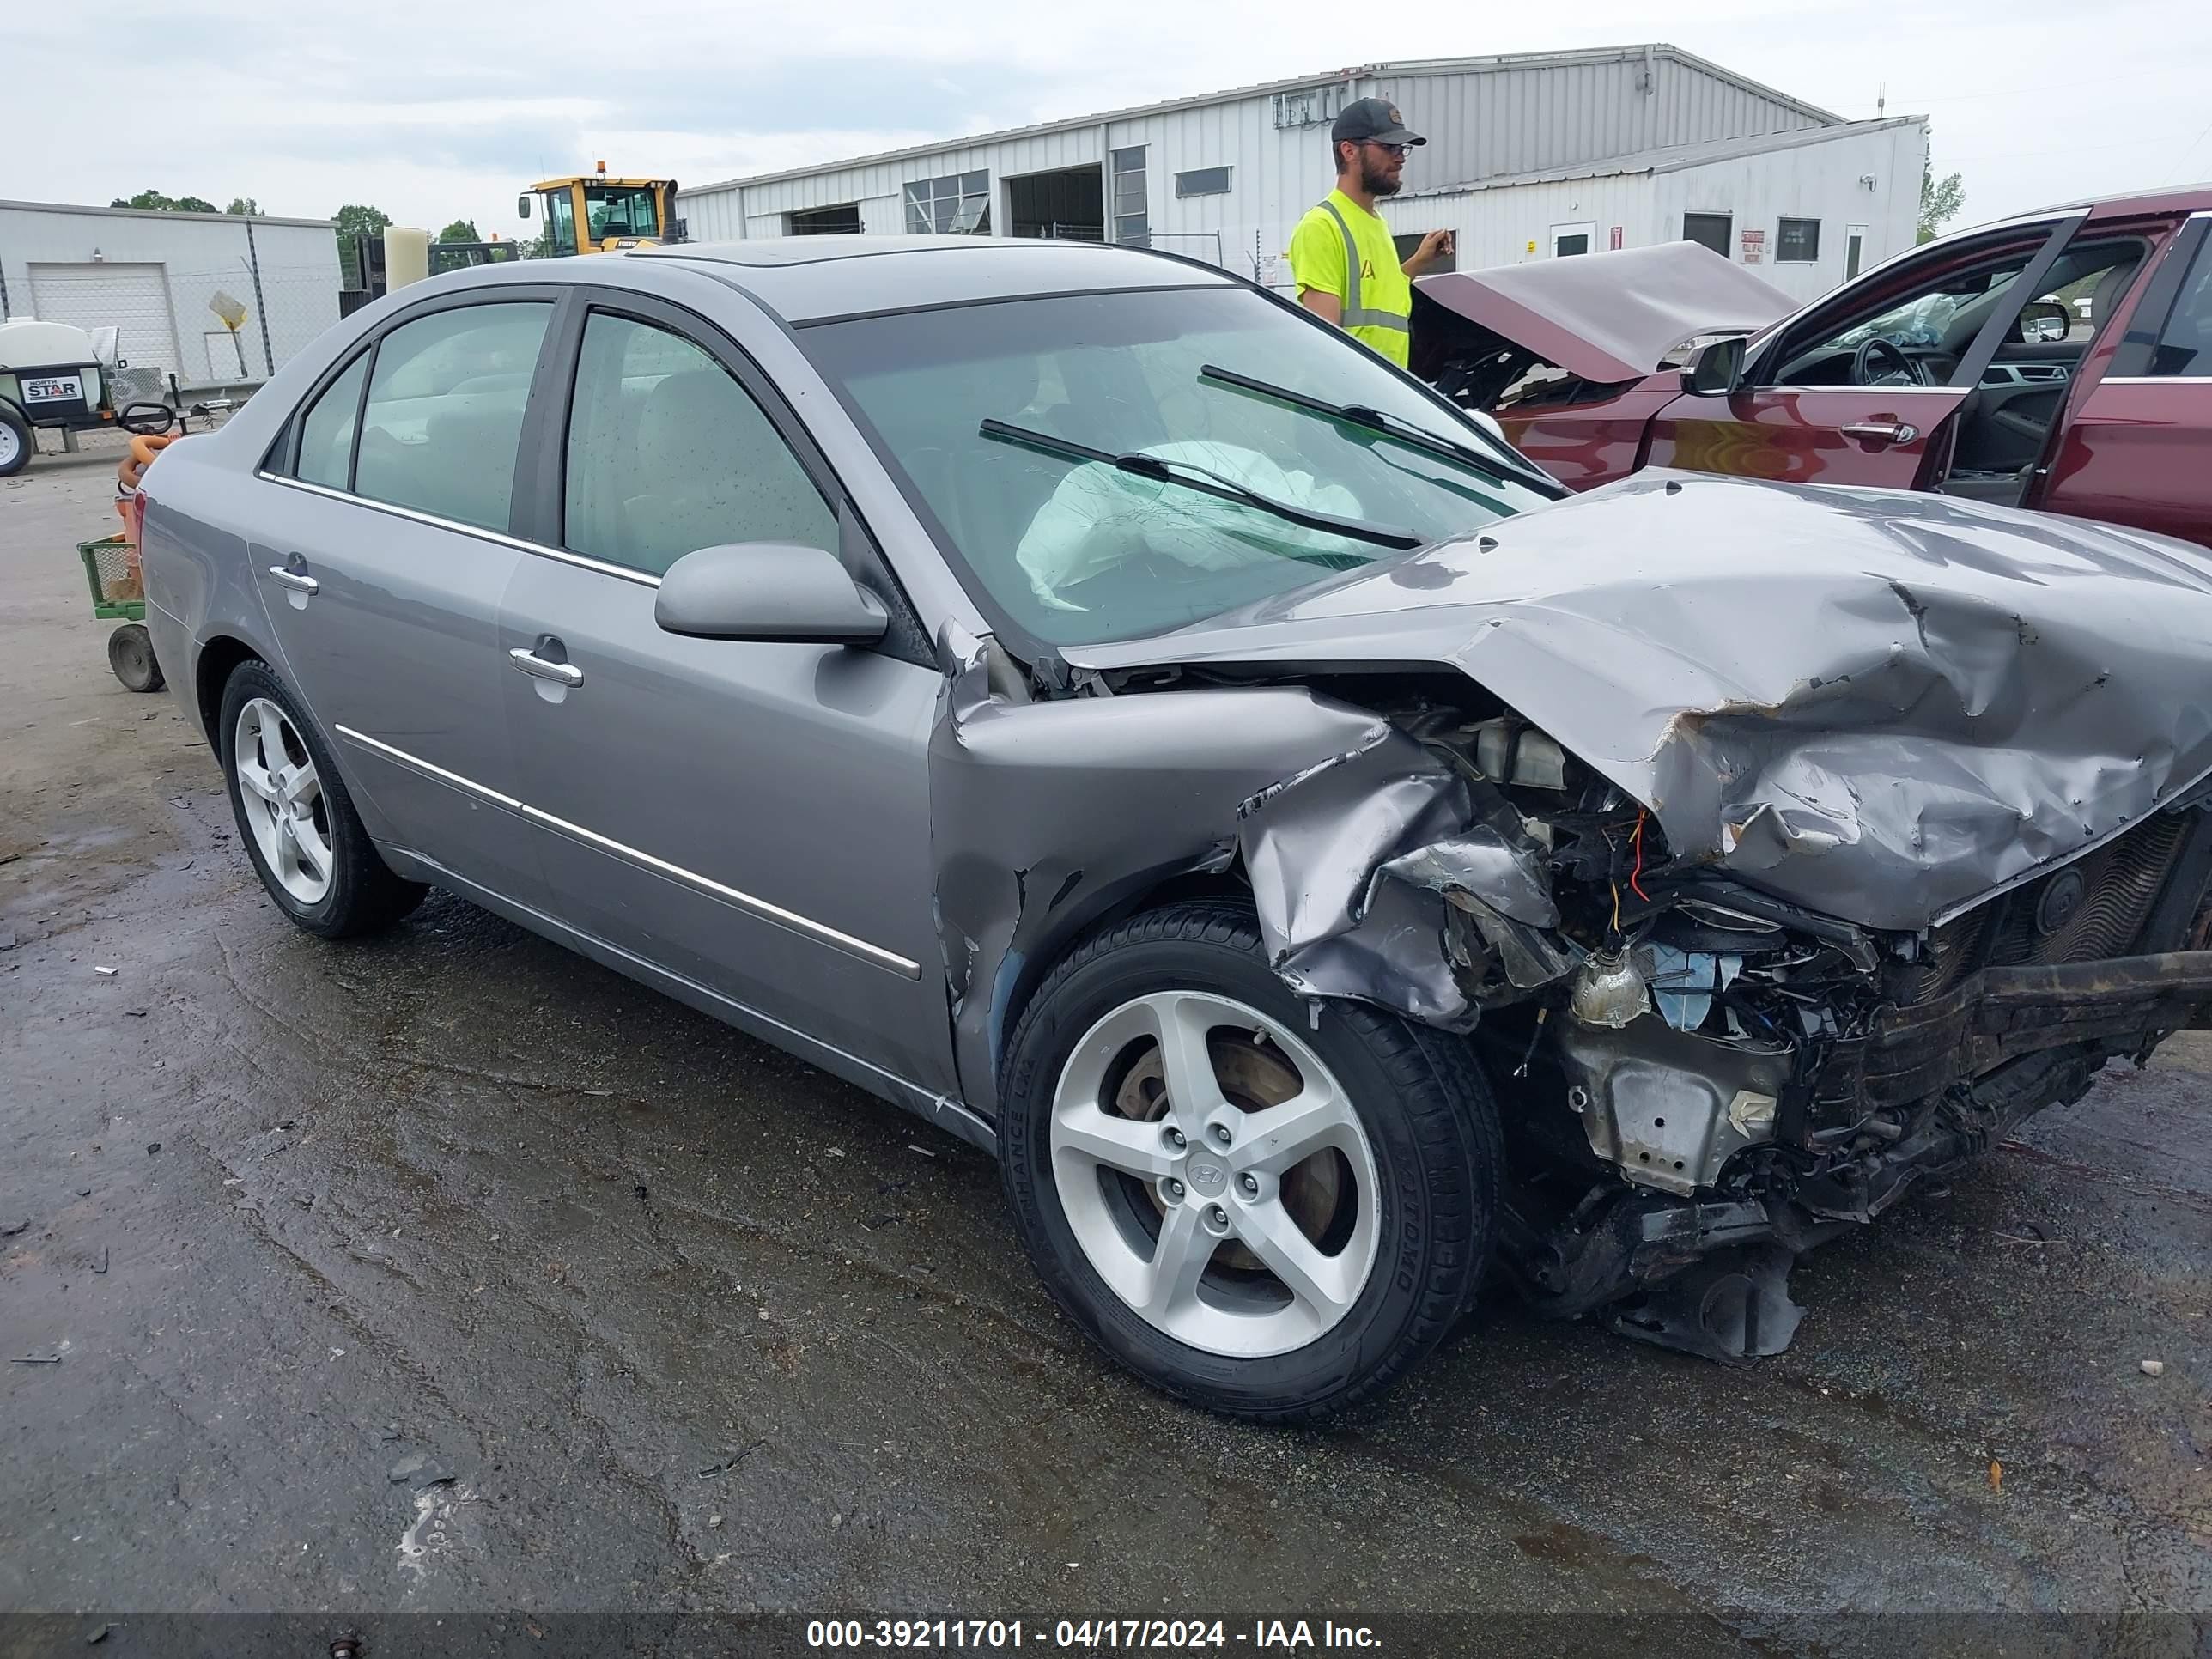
[1402,229,1454,276]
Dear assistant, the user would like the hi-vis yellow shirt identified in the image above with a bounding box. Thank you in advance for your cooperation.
[1288,189,1413,367]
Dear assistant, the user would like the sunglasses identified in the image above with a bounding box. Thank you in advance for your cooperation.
[1363,141,1407,158]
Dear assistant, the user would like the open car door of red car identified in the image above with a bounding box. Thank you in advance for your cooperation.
[1644,215,2086,490]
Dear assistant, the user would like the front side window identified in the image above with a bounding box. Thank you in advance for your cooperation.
[904,172,990,234]
[2148,238,2212,376]
[355,302,552,532]
[1777,218,1821,264]
[562,313,835,576]
[294,352,368,490]
[542,190,578,258]
[799,286,1549,647]
[1770,240,2043,384]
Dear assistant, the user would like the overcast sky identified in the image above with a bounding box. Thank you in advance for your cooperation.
[19,0,2210,244]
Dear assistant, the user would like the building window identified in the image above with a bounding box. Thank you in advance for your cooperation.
[905,171,990,235]
[1682,212,1731,258]
[1777,217,1821,264]
[1844,223,1867,280]
[1111,146,1149,245]
[1391,231,1454,274]
[1272,86,1348,130]
[1175,166,1233,198]
[789,204,861,236]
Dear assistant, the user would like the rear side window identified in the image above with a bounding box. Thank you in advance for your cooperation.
[2149,240,2212,377]
[294,353,367,489]
[355,302,552,532]
[561,312,835,576]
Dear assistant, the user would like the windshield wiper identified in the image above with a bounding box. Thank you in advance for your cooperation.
[977,418,1422,550]
[1197,363,1554,491]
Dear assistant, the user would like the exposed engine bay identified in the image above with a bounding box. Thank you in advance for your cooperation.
[939,471,2212,1362]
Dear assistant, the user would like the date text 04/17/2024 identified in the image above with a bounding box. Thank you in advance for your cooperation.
[805,1619,1384,1649]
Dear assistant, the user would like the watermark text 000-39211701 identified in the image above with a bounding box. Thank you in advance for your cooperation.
[805,1618,1383,1650]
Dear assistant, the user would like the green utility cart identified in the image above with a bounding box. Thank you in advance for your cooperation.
[77,534,164,692]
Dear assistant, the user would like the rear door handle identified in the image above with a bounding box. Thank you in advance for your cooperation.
[508,647,582,688]
[266,564,319,594]
[1840,421,1919,446]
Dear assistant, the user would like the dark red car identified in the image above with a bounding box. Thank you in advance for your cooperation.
[1413,187,2212,546]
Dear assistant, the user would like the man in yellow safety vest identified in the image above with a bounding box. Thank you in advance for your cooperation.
[1288,98,1452,368]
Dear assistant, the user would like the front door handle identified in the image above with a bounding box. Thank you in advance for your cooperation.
[266,564,319,594]
[1839,421,1919,446]
[508,647,583,688]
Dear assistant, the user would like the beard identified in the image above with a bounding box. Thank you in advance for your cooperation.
[1360,153,1403,197]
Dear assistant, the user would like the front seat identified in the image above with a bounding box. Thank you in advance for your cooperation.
[619,369,831,569]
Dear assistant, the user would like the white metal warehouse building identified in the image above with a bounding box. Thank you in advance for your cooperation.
[679,44,1926,303]
[0,200,343,393]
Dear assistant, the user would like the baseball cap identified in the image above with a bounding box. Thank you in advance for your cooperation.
[1331,97,1425,147]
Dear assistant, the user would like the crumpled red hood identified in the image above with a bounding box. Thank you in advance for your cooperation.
[1414,241,1796,383]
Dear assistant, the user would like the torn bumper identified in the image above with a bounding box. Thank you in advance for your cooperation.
[1814,951,2212,1113]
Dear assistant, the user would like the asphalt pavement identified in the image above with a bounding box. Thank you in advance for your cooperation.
[2,454,2208,1656]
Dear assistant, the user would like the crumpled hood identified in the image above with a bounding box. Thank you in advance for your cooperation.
[1066,471,2212,933]
[1413,242,1796,382]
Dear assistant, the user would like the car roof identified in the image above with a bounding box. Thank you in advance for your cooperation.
[631,234,1239,324]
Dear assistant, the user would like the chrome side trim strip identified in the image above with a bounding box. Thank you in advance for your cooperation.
[335,724,523,811]
[2096,375,2212,385]
[520,802,921,978]
[255,471,662,589]
[332,725,921,980]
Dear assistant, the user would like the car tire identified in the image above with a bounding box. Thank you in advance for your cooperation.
[999,900,1500,1421]
[0,406,31,477]
[217,659,428,939]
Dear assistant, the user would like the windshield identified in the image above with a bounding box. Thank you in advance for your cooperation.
[798,286,1552,647]
[585,185,659,240]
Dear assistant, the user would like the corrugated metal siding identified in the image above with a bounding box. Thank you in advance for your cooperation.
[0,205,341,379]
[678,49,1848,273]
[1378,124,1930,306]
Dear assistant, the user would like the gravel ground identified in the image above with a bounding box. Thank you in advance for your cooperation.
[2,456,2207,1656]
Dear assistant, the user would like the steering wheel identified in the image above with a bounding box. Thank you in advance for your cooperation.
[1851,336,1916,387]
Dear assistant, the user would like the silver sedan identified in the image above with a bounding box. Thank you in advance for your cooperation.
[140,237,2212,1418]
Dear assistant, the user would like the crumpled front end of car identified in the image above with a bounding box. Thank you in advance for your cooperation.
[941,472,2212,1359]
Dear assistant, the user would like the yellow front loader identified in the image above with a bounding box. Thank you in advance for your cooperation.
[520,163,683,255]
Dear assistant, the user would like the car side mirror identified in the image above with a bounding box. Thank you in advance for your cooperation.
[1681,335,1746,396]
[516,194,532,220]
[2018,300,2069,343]
[654,543,889,646]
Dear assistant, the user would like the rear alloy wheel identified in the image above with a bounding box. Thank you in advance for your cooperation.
[1000,902,1499,1421]
[217,661,427,938]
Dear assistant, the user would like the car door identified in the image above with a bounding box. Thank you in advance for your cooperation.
[1644,220,2076,489]
[497,291,950,1088]
[252,292,560,904]
[2039,212,2212,545]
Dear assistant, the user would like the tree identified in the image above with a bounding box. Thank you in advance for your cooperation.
[437,219,482,244]
[111,189,220,213]
[332,204,392,288]
[1918,168,1966,244]
[225,198,261,216]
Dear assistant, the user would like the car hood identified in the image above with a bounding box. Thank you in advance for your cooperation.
[1414,242,1796,383]
[1064,472,2212,933]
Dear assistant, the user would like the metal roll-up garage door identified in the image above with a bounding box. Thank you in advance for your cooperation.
[27,263,184,388]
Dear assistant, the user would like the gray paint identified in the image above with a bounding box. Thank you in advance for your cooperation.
[1070,470,2212,935]
[138,241,2212,1151]
[654,542,888,643]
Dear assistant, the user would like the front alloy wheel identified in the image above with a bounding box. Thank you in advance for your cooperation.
[1050,989,1380,1358]
[1000,901,1500,1422]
